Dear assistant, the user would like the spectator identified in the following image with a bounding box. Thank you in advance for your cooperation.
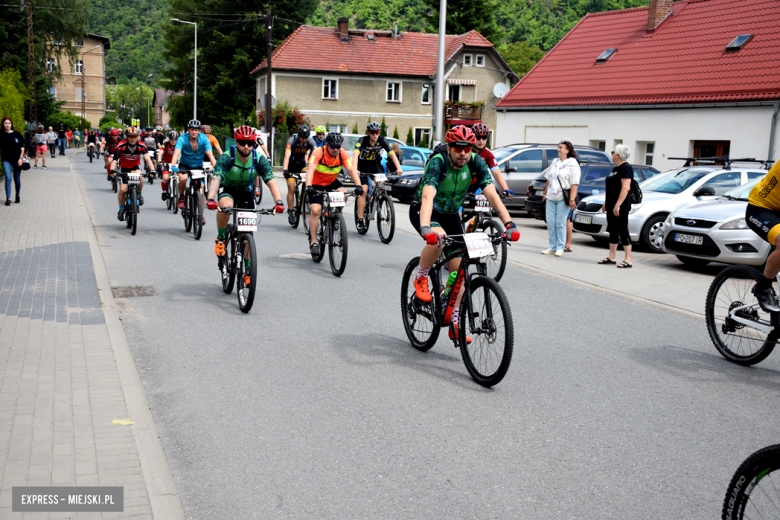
[0,117,26,205]
[66,127,73,149]
[387,143,403,174]
[33,126,47,169]
[542,140,580,256]
[599,144,634,268]
[46,126,57,158]
[57,124,66,155]
[74,129,81,149]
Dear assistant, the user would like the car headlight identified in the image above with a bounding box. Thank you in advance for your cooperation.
[629,203,643,214]
[721,217,748,230]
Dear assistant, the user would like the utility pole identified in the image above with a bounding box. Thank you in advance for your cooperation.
[26,0,36,125]
[433,0,447,146]
[265,9,274,162]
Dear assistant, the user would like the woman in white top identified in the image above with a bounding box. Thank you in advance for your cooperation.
[542,140,581,256]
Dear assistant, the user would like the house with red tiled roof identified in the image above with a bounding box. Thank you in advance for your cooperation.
[495,0,780,172]
[251,19,517,147]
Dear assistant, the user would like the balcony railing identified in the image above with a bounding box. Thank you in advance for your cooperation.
[444,103,483,121]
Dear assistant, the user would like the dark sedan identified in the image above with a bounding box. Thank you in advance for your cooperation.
[385,169,424,203]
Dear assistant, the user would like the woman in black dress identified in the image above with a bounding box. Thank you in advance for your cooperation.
[598,144,633,268]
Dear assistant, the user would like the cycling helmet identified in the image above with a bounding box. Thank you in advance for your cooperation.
[472,123,490,139]
[146,126,153,132]
[202,124,211,132]
[314,125,326,133]
[445,125,476,146]
[168,131,179,141]
[233,125,256,140]
[325,132,344,146]
[156,126,162,131]
[126,126,139,137]
[297,124,310,139]
[187,119,201,129]
[110,128,120,137]
[367,121,381,132]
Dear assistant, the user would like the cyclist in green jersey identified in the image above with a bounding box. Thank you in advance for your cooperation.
[410,126,520,342]
[205,126,284,258]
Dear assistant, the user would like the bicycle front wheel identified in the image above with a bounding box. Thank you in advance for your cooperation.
[112,176,117,193]
[237,234,258,313]
[459,276,514,387]
[221,231,236,294]
[183,192,193,232]
[377,194,395,244]
[400,257,440,351]
[193,191,203,240]
[255,185,263,205]
[723,444,780,520]
[172,180,179,214]
[706,264,777,366]
[129,189,138,236]
[329,212,348,277]
[480,220,507,282]
[303,193,312,236]
[292,186,301,229]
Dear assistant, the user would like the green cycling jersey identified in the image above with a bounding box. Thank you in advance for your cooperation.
[414,152,493,214]
[213,149,274,191]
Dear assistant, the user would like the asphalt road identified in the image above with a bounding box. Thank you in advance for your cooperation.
[73,152,780,519]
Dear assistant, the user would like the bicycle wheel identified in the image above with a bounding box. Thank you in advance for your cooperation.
[722,444,780,520]
[172,180,179,214]
[255,184,263,205]
[377,194,396,244]
[329,212,348,277]
[400,257,441,351]
[89,150,92,163]
[303,193,311,236]
[706,264,777,366]
[291,187,301,229]
[166,183,173,210]
[129,189,138,236]
[184,191,193,232]
[221,230,236,294]
[479,220,508,282]
[236,234,258,313]
[112,175,117,193]
[193,191,203,240]
[459,276,514,387]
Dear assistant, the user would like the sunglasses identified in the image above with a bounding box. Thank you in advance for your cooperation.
[316,133,325,136]
[475,136,488,141]
[236,140,254,147]
[127,135,138,138]
[328,144,341,150]
[452,145,472,154]
[368,131,380,136]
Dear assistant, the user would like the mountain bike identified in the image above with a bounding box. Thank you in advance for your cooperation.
[112,169,141,236]
[87,144,95,163]
[354,173,396,244]
[289,172,309,234]
[722,444,780,519]
[400,232,514,387]
[179,168,207,240]
[705,265,779,365]
[461,192,508,282]
[218,206,275,313]
[254,182,263,206]
[159,163,177,211]
[308,189,356,277]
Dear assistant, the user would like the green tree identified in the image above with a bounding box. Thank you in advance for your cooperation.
[497,41,546,78]
[424,0,503,43]
[0,69,29,131]
[405,128,413,146]
[352,122,358,134]
[46,111,88,132]
[380,117,387,137]
[392,125,399,139]
[418,135,428,148]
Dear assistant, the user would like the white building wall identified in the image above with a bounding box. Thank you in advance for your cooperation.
[495,105,780,172]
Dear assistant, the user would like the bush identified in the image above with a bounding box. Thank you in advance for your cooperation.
[393,126,399,139]
[98,116,122,133]
[418,135,428,148]
[47,111,88,132]
[352,122,358,134]
[405,128,414,146]
[257,100,312,133]
[0,69,28,132]
[380,117,387,137]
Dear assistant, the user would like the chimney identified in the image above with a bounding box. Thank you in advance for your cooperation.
[337,17,349,41]
[647,0,674,31]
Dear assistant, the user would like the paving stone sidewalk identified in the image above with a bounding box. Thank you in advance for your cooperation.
[0,151,182,519]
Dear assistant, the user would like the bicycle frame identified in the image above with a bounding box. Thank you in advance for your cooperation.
[724,272,780,334]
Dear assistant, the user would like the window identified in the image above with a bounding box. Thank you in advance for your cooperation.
[414,128,431,147]
[701,172,741,196]
[747,170,767,181]
[476,55,485,67]
[49,86,56,97]
[75,60,83,74]
[76,86,83,101]
[46,58,55,73]
[463,54,472,66]
[645,142,655,166]
[327,123,346,133]
[421,84,430,104]
[54,39,62,45]
[447,84,460,102]
[400,149,426,167]
[726,34,753,51]
[322,79,338,99]
[694,140,730,161]
[506,150,542,173]
[386,81,401,102]
[589,140,606,151]
[580,167,612,187]
[596,49,617,63]
[76,38,84,47]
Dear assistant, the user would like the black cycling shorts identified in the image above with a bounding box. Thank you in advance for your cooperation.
[285,162,306,179]
[746,203,780,245]
[308,180,344,206]
[217,186,255,209]
[409,202,465,258]
[359,166,383,186]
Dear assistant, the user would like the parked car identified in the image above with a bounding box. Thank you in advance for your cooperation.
[524,163,660,220]
[571,165,769,253]
[385,169,425,203]
[661,177,770,267]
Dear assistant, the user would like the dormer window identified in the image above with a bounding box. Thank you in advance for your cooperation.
[726,34,753,51]
[596,49,617,63]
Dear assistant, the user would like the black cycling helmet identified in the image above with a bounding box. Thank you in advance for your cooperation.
[325,132,344,146]
[146,126,153,132]
[367,121,381,132]
[168,131,179,141]
[187,119,201,129]
[297,124,310,139]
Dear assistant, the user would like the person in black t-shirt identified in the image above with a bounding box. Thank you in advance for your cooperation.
[599,144,633,268]
[352,121,401,231]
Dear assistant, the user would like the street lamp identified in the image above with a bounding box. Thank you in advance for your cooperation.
[135,87,150,128]
[81,44,101,131]
[170,18,197,120]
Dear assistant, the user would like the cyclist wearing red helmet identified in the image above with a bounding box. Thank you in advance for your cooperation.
[109,126,155,221]
[471,123,513,197]
[410,125,519,343]
[205,126,284,259]
[102,128,123,181]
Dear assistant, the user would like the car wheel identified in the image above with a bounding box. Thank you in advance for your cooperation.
[676,255,711,268]
[641,215,667,253]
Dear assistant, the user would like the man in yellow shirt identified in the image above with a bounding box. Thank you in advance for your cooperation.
[202,125,223,157]
[746,158,780,311]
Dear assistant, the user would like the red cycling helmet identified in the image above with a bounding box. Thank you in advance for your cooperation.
[233,125,256,140]
[445,125,476,146]
[110,128,120,137]
[472,123,490,139]
[125,126,139,137]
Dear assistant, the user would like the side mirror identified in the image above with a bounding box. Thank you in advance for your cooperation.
[505,166,518,172]
[694,186,716,197]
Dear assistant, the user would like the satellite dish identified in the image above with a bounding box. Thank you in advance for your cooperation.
[493,83,509,98]
[260,95,277,109]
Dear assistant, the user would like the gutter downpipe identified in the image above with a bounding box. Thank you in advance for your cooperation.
[769,101,779,162]
[432,0,446,147]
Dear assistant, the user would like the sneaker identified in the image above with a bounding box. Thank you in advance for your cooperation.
[138,195,144,206]
[42,166,47,170]
[107,175,112,182]
[15,196,20,204]
[753,285,780,313]
[33,165,37,168]
[215,239,225,257]
[554,250,564,257]
[243,274,251,286]
[310,243,320,256]
[117,210,124,221]
[541,248,555,255]
[356,218,365,231]
[202,217,206,226]
[414,276,432,302]
[287,210,296,225]
[178,196,185,209]
[448,322,472,344]
[161,192,168,201]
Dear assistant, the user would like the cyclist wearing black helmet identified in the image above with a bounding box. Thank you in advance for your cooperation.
[353,121,401,232]
[169,119,217,210]
[282,124,316,225]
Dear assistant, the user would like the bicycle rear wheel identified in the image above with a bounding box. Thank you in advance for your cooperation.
[237,234,258,313]
[291,187,301,229]
[459,276,513,387]
[400,257,440,351]
[221,230,236,294]
[480,219,507,282]
[129,189,138,236]
[166,183,173,210]
[193,191,203,240]
[722,444,780,519]
[329,212,348,276]
[184,191,193,232]
[172,179,179,214]
[377,194,395,244]
[112,175,117,193]
[706,264,777,366]
[255,184,263,205]
[303,193,311,235]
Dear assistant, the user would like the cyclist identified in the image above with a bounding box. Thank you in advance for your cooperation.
[102,128,123,181]
[158,131,178,200]
[304,132,363,256]
[746,158,780,312]
[410,125,520,342]
[108,126,155,221]
[282,124,316,225]
[471,123,513,197]
[312,126,327,148]
[143,129,159,171]
[202,124,224,157]
[86,127,98,157]
[206,126,285,261]
[169,119,217,211]
[155,126,166,147]
[353,121,401,232]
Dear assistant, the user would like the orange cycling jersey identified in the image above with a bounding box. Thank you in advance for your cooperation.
[308,147,352,186]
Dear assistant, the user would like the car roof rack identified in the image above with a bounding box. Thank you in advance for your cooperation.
[668,157,770,169]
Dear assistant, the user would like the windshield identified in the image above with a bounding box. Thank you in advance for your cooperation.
[723,177,763,201]
[640,168,714,194]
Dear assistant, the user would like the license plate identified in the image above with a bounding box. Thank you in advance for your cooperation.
[236,211,258,232]
[189,170,205,179]
[127,172,141,184]
[328,192,346,207]
[535,190,544,196]
[464,232,494,259]
[574,214,591,224]
[674,233,703,245]
[373,174,387,182]
[475,194,490,212]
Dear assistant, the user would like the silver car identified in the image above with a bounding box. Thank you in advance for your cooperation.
[661,178,770,267]
[571,166,768,252]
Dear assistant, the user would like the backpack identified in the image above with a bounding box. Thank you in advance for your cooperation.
[229,145,259,189]
[424,143,477,176]
[629,177,643,204]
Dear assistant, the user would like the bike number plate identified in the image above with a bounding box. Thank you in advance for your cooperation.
[373,174,387,182]
[189,170,205,180]
[127,173,141,184]
[464,232,494,259]
[475,194,490,212]
[236,211,258,232]
[327,192,346,207]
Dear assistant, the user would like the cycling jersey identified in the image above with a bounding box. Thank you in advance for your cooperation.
[143,136,157,150]
[113,141,149,171]
[213,147,273,191]
[86,131,97,144]
[308,147,352,186]
[355,135,393,174]
[478,147,498,170]
[160,143,176,164]
[748,160,780,210]
[156,133,166,146]
[312,136,326,148]
[175,133,212,168]
[286,135,316,165]
[105,137,121,155]
[414,153,493,214]
[206,134,220,153]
